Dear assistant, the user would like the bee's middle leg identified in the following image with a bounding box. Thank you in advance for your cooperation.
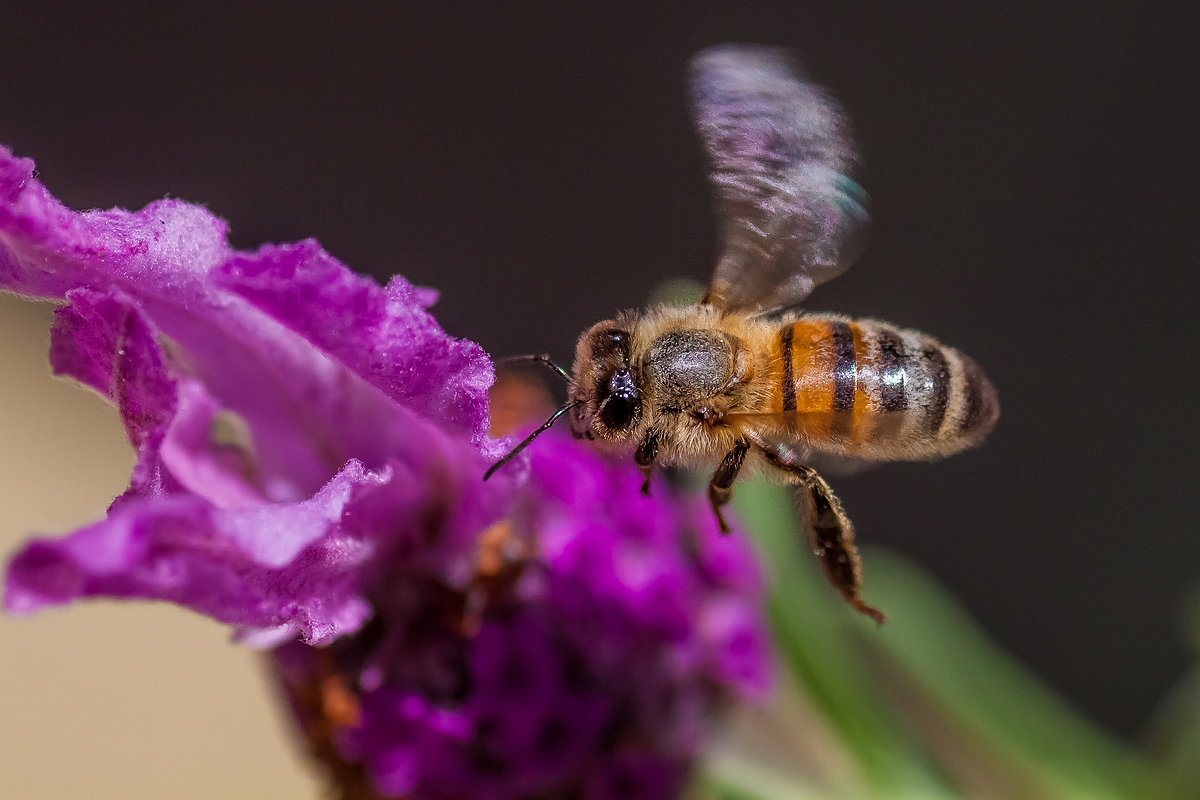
[708,440,750,534]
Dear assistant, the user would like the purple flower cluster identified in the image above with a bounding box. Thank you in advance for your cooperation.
[277,434,771,798]
[0,144,771,798]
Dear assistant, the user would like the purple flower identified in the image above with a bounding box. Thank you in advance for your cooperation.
[1,144,772,798]
[0,144,510,644]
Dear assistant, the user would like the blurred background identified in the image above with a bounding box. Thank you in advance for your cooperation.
[1,4,1196,798]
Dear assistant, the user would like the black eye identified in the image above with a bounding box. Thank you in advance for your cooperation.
[601,395,636,429]
[600,369,640,430]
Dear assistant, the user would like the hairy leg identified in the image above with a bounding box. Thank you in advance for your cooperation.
[756,445,885,624]
[635,428,660,495]
[708,440,750,534]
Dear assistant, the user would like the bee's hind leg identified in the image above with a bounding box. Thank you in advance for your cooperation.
[755,444,885,624]
[708,440,750,534]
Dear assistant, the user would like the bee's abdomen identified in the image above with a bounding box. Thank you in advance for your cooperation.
[777,316,998,459]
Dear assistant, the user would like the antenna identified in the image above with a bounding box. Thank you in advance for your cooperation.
[484,401,580,480]
[495,354,570,382]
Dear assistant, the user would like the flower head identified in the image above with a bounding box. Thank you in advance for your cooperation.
[276,429,772,800]
[1,144,771,798]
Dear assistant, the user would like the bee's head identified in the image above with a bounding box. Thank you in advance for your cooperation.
[568,321,643,442]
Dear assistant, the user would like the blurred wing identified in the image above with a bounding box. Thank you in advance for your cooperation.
[691,44,871,315]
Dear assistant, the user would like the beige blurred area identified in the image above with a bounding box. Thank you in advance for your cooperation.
[0,294,321,800]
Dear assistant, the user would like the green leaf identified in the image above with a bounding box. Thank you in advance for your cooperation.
[732,480,956,798]
[1145,583,1200,796]
[858,549,1183,800]
[694,752,840,800]
[1146,666,1200,797]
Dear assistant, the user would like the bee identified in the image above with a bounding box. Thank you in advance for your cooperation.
[487,44,998,623]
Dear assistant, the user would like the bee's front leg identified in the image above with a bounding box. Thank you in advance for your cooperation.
[635,428,660,495]
[708,440,750,534]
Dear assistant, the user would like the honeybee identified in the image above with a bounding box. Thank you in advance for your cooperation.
[487,44,998,623]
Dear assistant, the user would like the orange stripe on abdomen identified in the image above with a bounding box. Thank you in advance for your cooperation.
[780,319,837,438]
[783,317,923,452]
[849,321,875,446]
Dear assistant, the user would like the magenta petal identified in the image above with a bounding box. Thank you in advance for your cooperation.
[4,460,391,644]
[687,499,765,597]
[371,746,421,796]
[48,287,177,447]
[0,151,232,299]
[214,240,492,444]
[0,149,36,203]
[157,379,265,509]
[697,597,773,699]
[216,459,389,569]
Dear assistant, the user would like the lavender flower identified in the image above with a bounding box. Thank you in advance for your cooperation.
[0,145,771,798]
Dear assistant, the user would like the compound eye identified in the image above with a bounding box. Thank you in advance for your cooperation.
[600,369,640,430]
[601,394,637,429]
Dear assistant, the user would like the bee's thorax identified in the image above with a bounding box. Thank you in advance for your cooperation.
[641,330,735,411]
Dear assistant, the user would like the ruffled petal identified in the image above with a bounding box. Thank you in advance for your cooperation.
[214,240,492,445]
[4,460,391,644]
[48,287,178,447]
[0,146,495,498]
[0,147,232,299]
[158,379,266,509]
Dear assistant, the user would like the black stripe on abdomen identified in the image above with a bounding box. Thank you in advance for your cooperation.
[876,329,907,412]
[923,345,950,434]
[780,326,796,412]
[958,356,987,434]
[830,321,856,413]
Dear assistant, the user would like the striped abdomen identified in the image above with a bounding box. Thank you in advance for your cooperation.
[775,315,998,459]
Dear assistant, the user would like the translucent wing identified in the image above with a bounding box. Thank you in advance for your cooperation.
[691,44,871,315]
